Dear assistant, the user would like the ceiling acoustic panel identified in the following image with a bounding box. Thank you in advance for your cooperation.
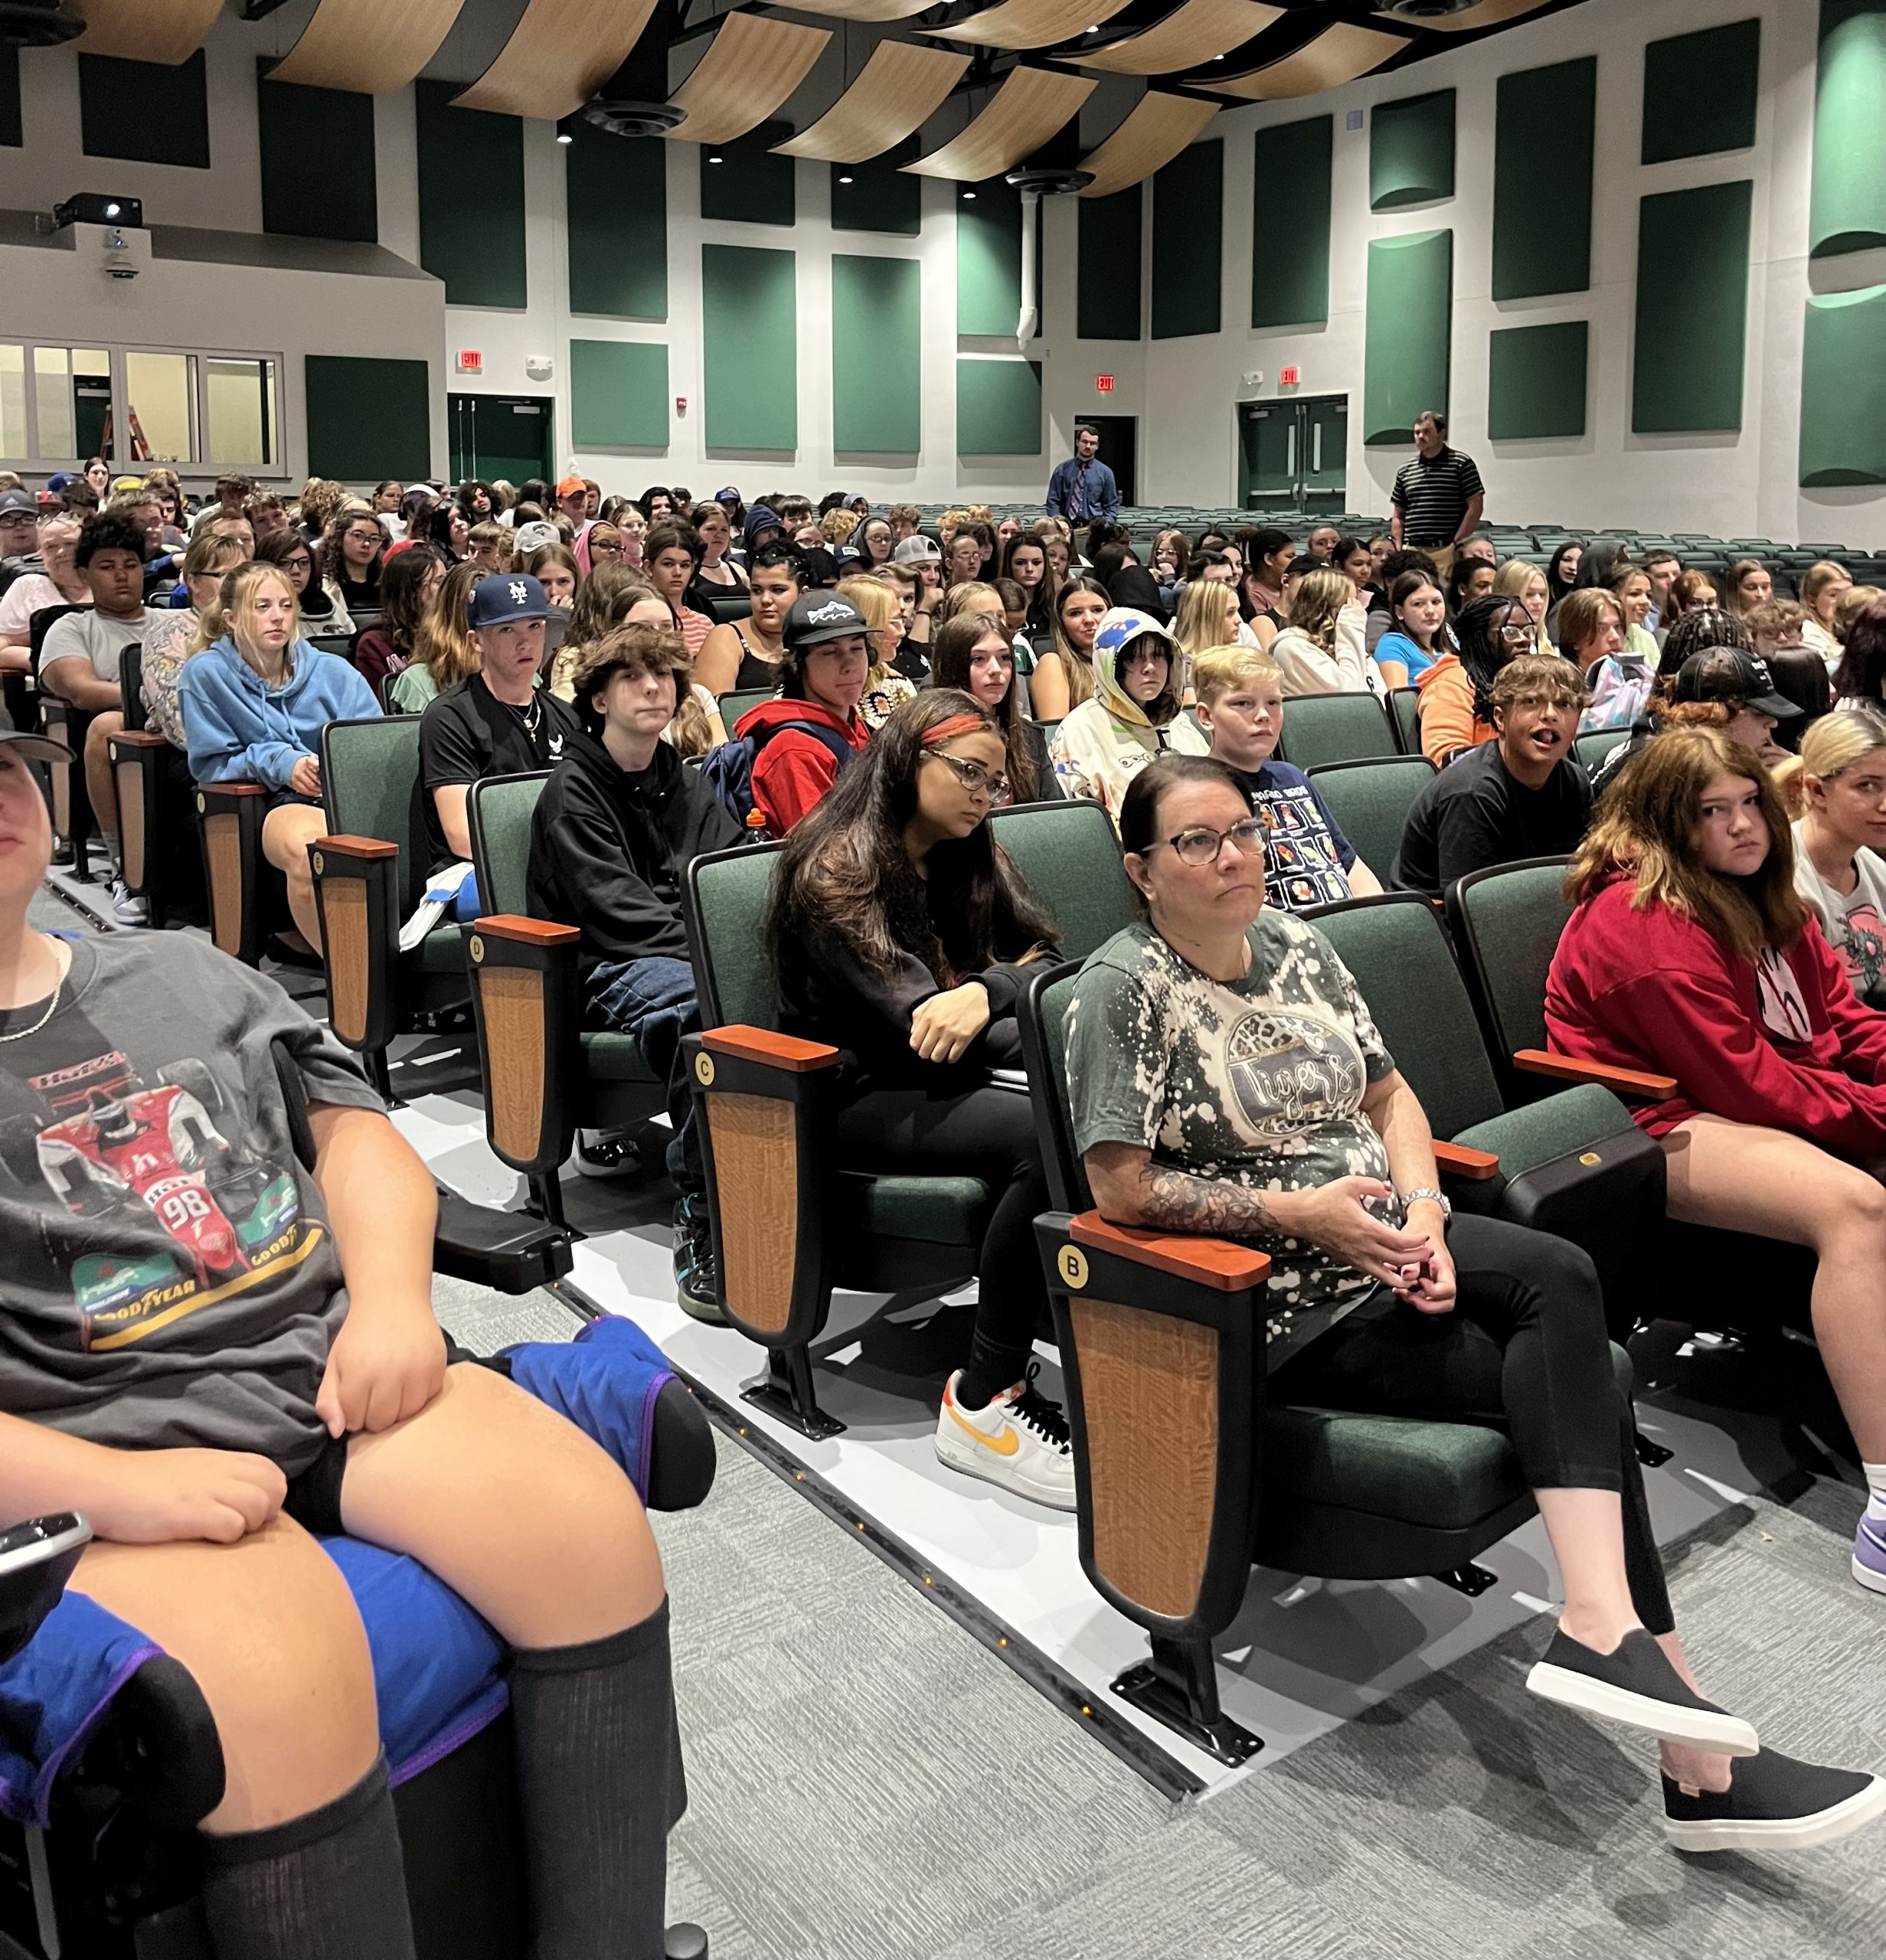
[934,0,1135,54]
[269,0,465,93]
[1077,91,1218,196]
[71,0,224,63]
[904,66,1094,180]
[1209,21,1407,100]
[1070,0,1283,77]
[774,42,970,162]
[455,0,661,120]
[665,15,832,146]
[1376,0,1553,31]
[788,0,936,18]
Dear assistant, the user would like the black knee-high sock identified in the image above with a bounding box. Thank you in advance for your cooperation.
[201,1756,416,1960]
[509,1599,685,1960]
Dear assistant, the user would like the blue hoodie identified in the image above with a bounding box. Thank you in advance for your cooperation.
[182,635,379,791]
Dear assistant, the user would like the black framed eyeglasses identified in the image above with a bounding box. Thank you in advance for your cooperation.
[926,750,1009,801]
[1146,815,1267,867]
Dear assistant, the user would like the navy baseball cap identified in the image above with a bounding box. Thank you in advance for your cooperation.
[468,573,551,629]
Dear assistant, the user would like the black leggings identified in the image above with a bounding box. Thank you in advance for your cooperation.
[833,1079,1049,1397]
[1270,1213,1673,1635]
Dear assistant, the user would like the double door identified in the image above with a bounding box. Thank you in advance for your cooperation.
[448,393,553,488]
[1237,394,1347,512]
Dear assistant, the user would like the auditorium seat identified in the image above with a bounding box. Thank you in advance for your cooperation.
[1303,755,1435,878]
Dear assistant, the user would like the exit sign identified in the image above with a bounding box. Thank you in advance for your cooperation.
[456,349,483,374]
[1279,365,1300,387]
[1095,374,1115,393]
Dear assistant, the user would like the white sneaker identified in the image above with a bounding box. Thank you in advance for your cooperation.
[934,1366,1076,1511]
[109,877,149,926]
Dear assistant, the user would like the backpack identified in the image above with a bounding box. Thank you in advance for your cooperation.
[699,715,858,827]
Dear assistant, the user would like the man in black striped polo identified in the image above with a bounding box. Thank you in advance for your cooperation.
[1389,410,1484,577]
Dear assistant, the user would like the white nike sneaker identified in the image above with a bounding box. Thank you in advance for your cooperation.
[934,1365,1076,1511]
[109,877,149,926]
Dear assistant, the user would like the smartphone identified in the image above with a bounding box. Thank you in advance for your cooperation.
[0,1512,93,1664]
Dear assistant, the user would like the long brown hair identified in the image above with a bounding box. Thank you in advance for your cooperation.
[413,563,489,690]
[931,611,1038,802]
[1565,725,1809,959]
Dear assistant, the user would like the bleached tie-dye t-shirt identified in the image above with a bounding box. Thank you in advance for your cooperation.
[1064,913,1398,1352]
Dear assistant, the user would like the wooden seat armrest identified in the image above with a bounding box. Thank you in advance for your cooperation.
[1514,1049,1678,1099]
[471,914,580,948]
[1433,1141,1500,1181]
[702,1025,840,1073]
[194,779,264,795]
[1069,1212,1272,1292]
[108,729,168,748]
[315,834,399,860]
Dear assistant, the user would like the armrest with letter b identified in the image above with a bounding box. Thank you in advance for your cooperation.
[1514,1049,1678,1099]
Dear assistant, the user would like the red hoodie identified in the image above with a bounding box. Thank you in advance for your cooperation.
[1545,877,1886,1148]
[734,696,870,835]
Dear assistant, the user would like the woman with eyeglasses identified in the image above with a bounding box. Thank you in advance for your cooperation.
[1066,750,1883,1853]
[321,510,385,615]
[256,528,351,634]
[1416,593,1544,766]
[768,690,1073,1509]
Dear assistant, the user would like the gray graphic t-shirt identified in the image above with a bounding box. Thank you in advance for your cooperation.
[1065,913,1397,1356]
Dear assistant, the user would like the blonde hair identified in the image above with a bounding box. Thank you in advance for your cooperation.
[1492,557,1550,648]
[838,576,898,687]
[1833,585,1883,643]
[1192,644,1283,704]
[820,508,860,545]
[1556,587,1623,662]
[1283,567,1352,650]
[1800,560,1853,616]
[1172,578,1241,661]
[1799,706,1886,782]
[203,562,301,676]
[414,563,490,689]
[936,580,1002,626]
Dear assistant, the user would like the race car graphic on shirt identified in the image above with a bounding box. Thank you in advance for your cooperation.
[0,1048,317,1352]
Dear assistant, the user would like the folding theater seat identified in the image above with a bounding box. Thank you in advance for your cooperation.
[1270,691,1397,770]
[105,645,204,930]
[1303,755,1434,877]
[679,799,1133,1437]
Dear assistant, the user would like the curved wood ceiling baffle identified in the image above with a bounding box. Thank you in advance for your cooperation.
[70,0,225,62]
[664,14,832,145]
[455,0,662,119]
[1077,92,1218,197]
[774,43,971,163]
[784,0,935,19]
[904,66,1094,178]
[1068,0,1282,77]
[268,0,466,93]
[933,0,1135,55]
[1378,0,1553,31]
[1207,21,1407,100]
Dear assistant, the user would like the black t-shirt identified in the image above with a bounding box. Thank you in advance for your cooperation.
[1390,741,1590,897]
[336,570,381,610]
[418,675,581,872]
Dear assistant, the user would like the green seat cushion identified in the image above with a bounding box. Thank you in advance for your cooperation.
[410,923,467,975]
[580,1031,660,1083]
[843,1173,989,1247]
[1453,1082,1637,1186]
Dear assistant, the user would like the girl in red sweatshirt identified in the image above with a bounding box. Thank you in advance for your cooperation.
[1547,724,1886,1598]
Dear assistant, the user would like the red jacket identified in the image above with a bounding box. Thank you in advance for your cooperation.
[735,696,870,835]
[1545,877,1886,1148]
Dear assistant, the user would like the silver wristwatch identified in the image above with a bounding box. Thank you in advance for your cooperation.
[1401,1187,1451,1219]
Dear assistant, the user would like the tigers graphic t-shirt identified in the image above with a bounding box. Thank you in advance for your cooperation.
[0,933,384,1471]
[1065,913,1397,1357]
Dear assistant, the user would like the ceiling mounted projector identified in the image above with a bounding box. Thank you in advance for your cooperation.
[582,96,685,139]
[1377,0,1481,16]
[1005,165,1094,195]
[0,0,81,47]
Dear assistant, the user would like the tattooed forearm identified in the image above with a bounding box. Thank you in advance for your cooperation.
[1131,1161,1277,1237]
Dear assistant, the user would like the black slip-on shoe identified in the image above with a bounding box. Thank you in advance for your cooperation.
[1526,1627,1758,1756]
[1665,1749,1886,1853]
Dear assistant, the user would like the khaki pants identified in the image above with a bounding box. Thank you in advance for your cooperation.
[1427,544,1457,577]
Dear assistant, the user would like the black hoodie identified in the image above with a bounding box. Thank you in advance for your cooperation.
[526,729,740,989]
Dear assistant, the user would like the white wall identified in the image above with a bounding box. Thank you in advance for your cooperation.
[1136,0,1884,546]
[0,0,1874,542]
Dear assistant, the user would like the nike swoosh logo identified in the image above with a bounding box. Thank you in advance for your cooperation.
[947,1401,1019,1456]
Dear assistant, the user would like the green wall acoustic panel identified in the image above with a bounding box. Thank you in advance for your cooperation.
[1251,116,1331,328]
[567,118,666,318]
[416,81,526,308]
[832,136,920,237]
[1633,180,1750,433]
[701,245,796,451]
[1492,57,1593,300]
[1487,321,1588,440]
[570,340,668,449]
[79,51,209,168]
[959,179,1023,335]
[1800,286,1886,484]
[1370,89,1455,211]
[1641,19,1760,164]
[957,359,1041,455]
[258,62,375,243]
[701,119,795,227]
[1363,230,1452,446]
[1077,188,1142,340]
[1152,139,1222,340]
[832,256,920,452]
[0,50,21,149]
[1810,1,1886,258]
[306,356,430,482]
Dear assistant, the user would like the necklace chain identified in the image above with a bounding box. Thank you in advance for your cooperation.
[0,942,68,1044]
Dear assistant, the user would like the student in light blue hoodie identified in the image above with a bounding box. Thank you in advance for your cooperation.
[183,557,379,952]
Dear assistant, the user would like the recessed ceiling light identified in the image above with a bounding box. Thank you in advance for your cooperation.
[963,189,976,200]
[838,173,854,183]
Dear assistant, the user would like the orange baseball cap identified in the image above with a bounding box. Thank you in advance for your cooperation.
[555,475,587,498]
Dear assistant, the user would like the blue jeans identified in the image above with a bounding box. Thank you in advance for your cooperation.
[586,956,702,1198]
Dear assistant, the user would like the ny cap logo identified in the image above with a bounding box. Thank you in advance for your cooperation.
[508,580,529,604]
